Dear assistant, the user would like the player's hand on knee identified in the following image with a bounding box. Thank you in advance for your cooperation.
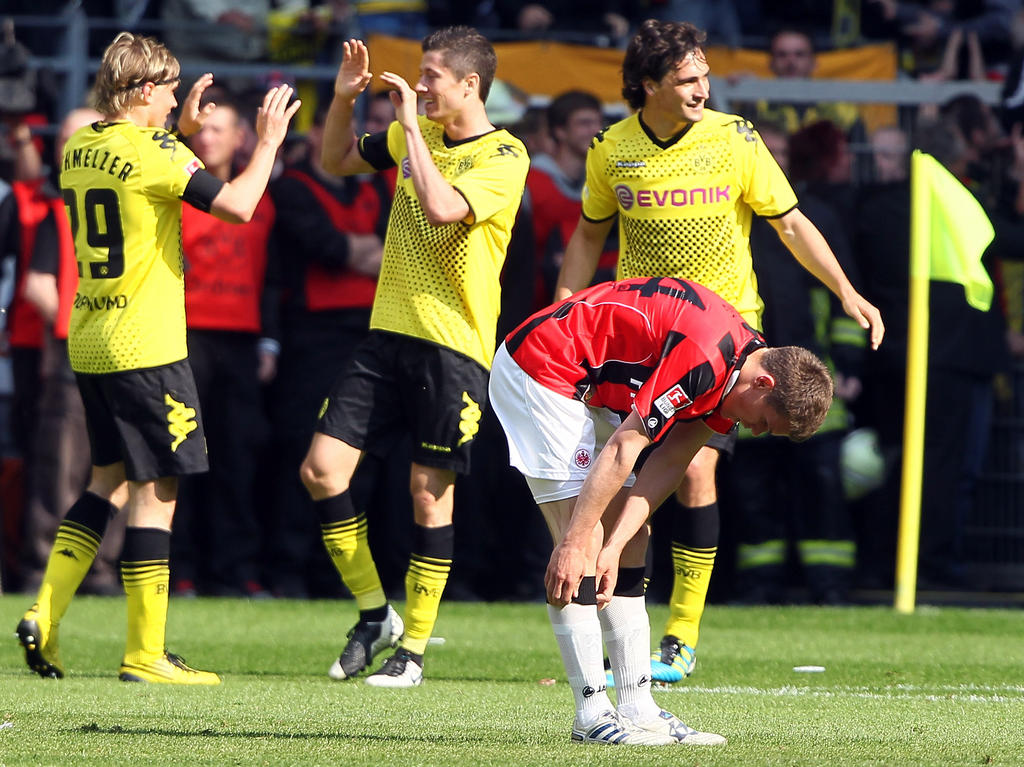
[545,543,585,607]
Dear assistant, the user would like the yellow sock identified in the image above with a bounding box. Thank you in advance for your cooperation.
[321,513,387,611]
[34,521,102,626]
[663,544,716,649]
[402,552,451,656]
[121,559,170,666]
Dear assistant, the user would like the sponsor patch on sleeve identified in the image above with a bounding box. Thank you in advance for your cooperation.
[653,384,692,419]
[184,158,201,177]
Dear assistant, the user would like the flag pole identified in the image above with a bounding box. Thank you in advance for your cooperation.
[894,151,930,614]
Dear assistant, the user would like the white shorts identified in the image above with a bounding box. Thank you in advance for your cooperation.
[489,343,635,504]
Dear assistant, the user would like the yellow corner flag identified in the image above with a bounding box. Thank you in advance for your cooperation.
[910,150,995,312]
[895,150,995,613]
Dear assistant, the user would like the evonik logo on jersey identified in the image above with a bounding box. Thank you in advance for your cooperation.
[654,384,692,419]
[613,184,731,211]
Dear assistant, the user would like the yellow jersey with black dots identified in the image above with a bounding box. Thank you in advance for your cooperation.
[359,116,528,369]
[581,109,797,327]
[61,121,205,374]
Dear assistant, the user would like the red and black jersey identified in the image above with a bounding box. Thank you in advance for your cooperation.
[504,277,766,441]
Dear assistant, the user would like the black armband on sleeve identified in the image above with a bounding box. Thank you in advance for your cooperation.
[182,168,225,213]
[358,131,396,171]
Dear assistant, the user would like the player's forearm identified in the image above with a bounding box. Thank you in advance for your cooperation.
[774,211,858,302]
[564,432,641,550]
[210,140,277,223]
[602,494,654,556]
[320,96,360,175]
[403,125,469,226]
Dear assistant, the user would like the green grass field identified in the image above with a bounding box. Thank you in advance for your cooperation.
[0,597,1022,766]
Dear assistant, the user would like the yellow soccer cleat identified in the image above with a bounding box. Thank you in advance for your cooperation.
[119,651,221,685]
[16,606,65,679]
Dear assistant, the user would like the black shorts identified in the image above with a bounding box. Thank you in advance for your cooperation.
[317,331,489,473]
[76,358,208,481]
[706,425,738,456]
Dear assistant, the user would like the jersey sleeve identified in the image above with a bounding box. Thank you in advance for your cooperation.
[580,133,618,222]
[359,128,397,170]
[140,130,205,202]
[632,337,731,441]
[743,125,798,218]
[452,137,529,225]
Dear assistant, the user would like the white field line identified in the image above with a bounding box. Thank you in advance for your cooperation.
[658,683,1024,703]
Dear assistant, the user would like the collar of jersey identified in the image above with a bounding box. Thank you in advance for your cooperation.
[637,113,693,149]
[442,127,500,148]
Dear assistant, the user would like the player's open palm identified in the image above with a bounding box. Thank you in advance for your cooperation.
[334,39,373,100]
[178,73,215,137]
[255,85,301,150]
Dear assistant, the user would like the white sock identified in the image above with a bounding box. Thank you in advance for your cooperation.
[547,602,614,726]
[598,594,662,722]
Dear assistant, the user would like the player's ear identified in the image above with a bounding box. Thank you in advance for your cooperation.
[754,373,776,390]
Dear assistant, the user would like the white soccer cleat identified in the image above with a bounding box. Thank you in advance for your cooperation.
[364,648,423,688]
[571,710,676,746]
[624,709,727,745]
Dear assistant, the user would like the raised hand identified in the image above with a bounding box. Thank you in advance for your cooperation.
[377,71,419,130]
[334,39,373,101]
[177,73,215,137]
[255,85,301,149]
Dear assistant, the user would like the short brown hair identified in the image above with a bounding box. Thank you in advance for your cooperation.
[760,346,834,441]
[622,20,706,111]
[94,32,180,117]
[422,26,497,103]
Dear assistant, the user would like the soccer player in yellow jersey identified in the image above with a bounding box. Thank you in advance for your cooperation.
[16,32,299,684]
[304,27,528,687]
[555,20,884,688]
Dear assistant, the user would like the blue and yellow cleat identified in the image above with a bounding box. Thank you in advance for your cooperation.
[650,635,695,683]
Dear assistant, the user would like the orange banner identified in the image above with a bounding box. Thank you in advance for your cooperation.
[366,36,898,130]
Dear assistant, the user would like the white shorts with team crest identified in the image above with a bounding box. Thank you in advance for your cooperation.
[489,342,636,503]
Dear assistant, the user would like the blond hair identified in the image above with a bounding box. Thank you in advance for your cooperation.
[94,32,180,117]
[760,346,835,441]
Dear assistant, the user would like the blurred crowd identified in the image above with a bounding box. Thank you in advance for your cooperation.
[3,0,1024,603]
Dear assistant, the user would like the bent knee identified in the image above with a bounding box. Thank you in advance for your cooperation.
[299,457,345,498]
[676,447,720,504]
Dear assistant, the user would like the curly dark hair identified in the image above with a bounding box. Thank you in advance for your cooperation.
[622,20,706,110]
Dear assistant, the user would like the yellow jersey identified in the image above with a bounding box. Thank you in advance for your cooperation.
[361,116,528,369]
[61,121,204,373]
[582,109,798,326]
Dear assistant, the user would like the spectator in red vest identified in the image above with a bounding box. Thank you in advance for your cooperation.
[170,94,277,597]
[263,104,390,598]
[18,106,128,596]
[1,111,91,592]
[524,90,616,312]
